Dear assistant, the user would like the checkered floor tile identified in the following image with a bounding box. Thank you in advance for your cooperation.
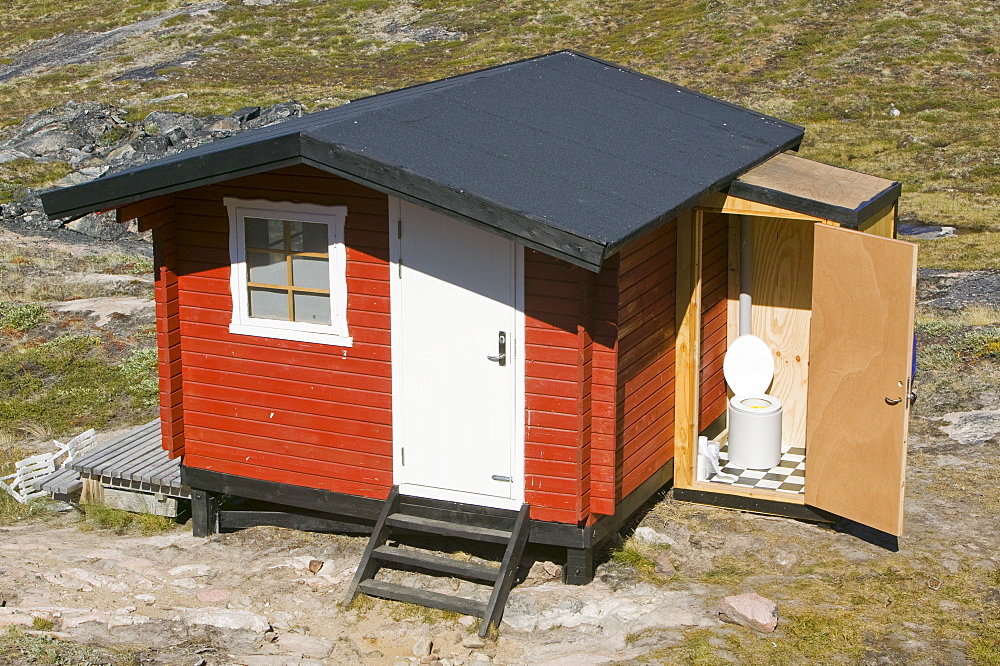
[707,445,806,495]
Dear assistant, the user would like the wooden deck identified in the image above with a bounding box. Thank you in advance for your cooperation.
[39,420,188,500]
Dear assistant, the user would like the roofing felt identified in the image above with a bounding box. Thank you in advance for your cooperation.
[40,50,805,270]
[729,152,901,228]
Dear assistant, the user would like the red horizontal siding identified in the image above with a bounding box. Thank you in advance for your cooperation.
[616,221,676,500]
[169,166,394,498]
[701,212,729,430]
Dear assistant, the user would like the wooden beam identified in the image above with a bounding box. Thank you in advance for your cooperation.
[117,194,175,224]
[672,210,701,491]
[697,192,829,222]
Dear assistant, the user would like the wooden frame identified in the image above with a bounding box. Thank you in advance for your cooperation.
[225,197,351,346]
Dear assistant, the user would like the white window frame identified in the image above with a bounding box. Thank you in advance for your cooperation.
[225,197,351,347]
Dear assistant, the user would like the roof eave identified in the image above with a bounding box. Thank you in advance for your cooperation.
[726,178,902,228]
[39,132,306,220]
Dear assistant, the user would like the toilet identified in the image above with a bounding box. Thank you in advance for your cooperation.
[723,334,782,470]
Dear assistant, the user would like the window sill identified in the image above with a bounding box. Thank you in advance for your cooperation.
[229,321,353,347]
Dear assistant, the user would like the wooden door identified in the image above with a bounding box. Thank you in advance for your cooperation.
[805,224,917,536]
[394,200,521,507]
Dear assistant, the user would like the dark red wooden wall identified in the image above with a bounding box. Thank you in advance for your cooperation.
[523,251,617,524]
[147,164,684,525]
[615,222,677,500]
[700,212,729,430]
[164,165,394,498]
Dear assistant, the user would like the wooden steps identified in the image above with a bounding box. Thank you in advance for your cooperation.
[343,487,530,638]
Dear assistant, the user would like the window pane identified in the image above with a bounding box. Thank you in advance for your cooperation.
[294,292,331,324]
[249,287,289,320]
[245,217,284,250]
[248,251,288,285]
[292,256,330,290]
[289,221,328,253]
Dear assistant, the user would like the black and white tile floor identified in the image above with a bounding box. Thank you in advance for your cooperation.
[708,445,806,494]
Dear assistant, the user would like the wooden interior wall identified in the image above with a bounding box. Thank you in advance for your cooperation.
[749,217,813,452]
[616,222,677,500]
[857,202,896,239]
[172,165,394,499]
[699,212,729,430]
[523,251,617,524]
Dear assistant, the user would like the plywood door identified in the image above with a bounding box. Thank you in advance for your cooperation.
[805,224,917,536]
[395,201,520,506]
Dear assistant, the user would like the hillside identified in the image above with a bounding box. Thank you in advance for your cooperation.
[0,0,998,246]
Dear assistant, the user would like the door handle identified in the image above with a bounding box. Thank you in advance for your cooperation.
[885,396,902,405]
[487,331,507,366]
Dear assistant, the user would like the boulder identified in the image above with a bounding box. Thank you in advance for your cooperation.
[16,130,85,156]
[719,592,778,633]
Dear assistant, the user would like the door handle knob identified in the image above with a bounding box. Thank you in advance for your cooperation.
[885,396,902,405]
[487,331,507,366]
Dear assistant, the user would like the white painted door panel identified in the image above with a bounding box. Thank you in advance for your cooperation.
[396,201,518,503]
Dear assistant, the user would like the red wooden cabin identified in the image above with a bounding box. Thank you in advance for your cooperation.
[41,52,916,597]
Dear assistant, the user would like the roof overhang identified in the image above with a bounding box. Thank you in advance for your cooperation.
[727,152,901,228]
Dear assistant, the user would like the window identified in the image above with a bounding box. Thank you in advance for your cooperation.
[226,198,350,346]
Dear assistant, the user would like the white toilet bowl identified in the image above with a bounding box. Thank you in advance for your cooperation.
[723,334,782,470]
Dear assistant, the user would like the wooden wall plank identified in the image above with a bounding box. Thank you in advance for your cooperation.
[616,220,677,499]
[673,211,700,490]
[749,217,813,452]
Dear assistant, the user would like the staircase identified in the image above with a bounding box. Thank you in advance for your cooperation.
[343,487,531,638]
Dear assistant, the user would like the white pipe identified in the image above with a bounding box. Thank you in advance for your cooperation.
[739,216,752,336]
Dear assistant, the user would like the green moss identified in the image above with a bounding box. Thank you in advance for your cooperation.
[0,333,157,438]
[0,302,48,332]
[0,159,73,205]
[78,502,176,535]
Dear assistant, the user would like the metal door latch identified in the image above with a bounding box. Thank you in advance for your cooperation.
[487,331,507,366]
[492,475,512,482]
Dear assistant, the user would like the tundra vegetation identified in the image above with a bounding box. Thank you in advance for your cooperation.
[0,0,997,664]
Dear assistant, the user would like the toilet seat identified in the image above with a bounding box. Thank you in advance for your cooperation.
[730,393,782,414]
[723,334,775,397]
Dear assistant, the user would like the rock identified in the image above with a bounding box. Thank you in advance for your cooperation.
[143,110,204,140]
[183,607,271,633]
[308,559,324,573]
[0,609,35,626]
[689,534,725,550]
[170,564,213,578]
[16,130,85,156]
[276,633,333,658]
[233,106,262,125]
[439,630,463,644]
[634,526,676,546]
[0,149,28,164]
[196,589,231,603]
[204,116,241,132]
[135,594,156,606]
[653,553,675,575]
[414,636,433,656]
[461,636,486,649]
[542,561,562,577]
[457,615,477,627]
[719,593,778,633]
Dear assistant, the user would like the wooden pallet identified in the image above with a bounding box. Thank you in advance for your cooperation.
[343,487,530,638]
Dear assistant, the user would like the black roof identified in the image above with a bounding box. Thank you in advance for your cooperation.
[40,50,803,270]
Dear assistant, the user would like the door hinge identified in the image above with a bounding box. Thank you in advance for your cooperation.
[401,448,405,466]
[491,474,512,482]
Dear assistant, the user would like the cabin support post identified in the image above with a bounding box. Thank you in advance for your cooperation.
[562,547,594,585]
[191,489,220,537]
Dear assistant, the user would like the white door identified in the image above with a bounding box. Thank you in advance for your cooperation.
[392,199,522,508]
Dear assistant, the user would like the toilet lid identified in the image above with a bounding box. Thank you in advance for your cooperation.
[723,334,775,396]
